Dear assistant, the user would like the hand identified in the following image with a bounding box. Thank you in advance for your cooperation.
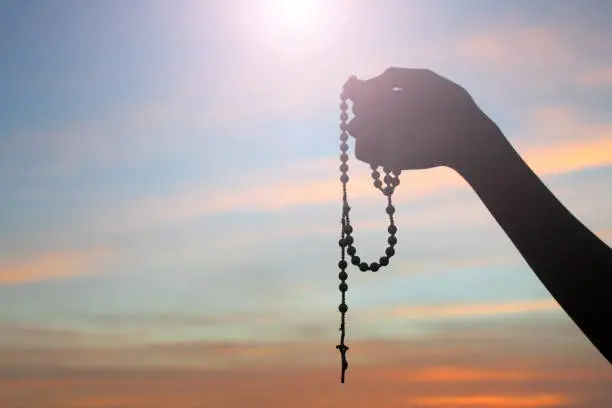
[343,67,500,171]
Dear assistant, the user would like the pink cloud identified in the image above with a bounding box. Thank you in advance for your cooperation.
[455,27,570,71]
[577,66,612,86]
[0,249,110,285]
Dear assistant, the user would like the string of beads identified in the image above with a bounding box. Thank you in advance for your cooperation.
[336,76,401,383]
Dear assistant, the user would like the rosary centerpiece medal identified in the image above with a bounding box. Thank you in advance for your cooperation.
[336,75,401,383]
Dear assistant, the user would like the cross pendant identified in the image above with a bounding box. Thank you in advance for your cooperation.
[336,344,349,383]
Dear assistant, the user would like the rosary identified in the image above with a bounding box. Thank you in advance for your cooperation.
[336,76,401,383]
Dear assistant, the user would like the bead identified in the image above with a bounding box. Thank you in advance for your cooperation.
[338,260,347,269]
[386,247,395,257]
[388,236,397,246]
[384,186,394,196]
[340,132,348,142]
[340,112,348,121]
[370,262,380,272]
[339,271,348,280]
[340,101,348,110]
[343,225,353,235]
[340,123,348,131]
[388,225,397,234]
[340,153,348,162]
[386,205,395,214]
[351,255,361,265]
[347,246,356,256]
[340,143,348,152]
[340,163,348,173]
[374,180,382,188]
[393,169,402,176]
[339,282,348,292]
[339,303,348,313]
[359,262,369,272]
[383,167,392,173]
[340,174,349,183]
[338,238,348,247]
[370,163,378,170]
[346,235,354,245]
[384,174,393,184]
[371,170,380,179]
[380,256,389,266]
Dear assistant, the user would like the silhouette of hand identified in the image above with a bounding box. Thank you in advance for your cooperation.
[343,67,498,171]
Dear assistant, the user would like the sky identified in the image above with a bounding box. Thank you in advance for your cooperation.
[1,0,612,406]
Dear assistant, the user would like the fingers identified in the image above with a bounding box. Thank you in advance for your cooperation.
[343,68,443,168]
[346,67,445,103]
[366,67,429,90]
[346,68,439,131]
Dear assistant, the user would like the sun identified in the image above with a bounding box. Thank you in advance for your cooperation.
[242,0,339,57]
[269,0,321,27]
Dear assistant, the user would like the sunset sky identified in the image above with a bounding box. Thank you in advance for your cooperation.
[1,0,612,406]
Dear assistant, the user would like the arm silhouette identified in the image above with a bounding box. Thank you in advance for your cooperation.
[344,67,612,364]
[456,116,612,363]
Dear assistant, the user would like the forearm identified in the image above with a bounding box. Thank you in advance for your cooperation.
[453,121,612,363]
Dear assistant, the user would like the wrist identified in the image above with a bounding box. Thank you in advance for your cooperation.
[450,111,513,185]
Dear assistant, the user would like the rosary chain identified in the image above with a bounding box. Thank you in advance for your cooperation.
[337,95,399,273]
[336,77,401,383]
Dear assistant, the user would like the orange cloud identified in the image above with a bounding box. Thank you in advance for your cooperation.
[410,394,568,407]
[523,136,612,175]
[2,323,611,407]
[389,365,609,383]
[0,249,109,284]
[515,107,612,174]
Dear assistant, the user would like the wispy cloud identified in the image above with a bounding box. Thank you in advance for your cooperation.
[1,320,610,407]
[378,298,560,320]
[391,365,607,383]
[456,27,570,72]
[0,249,110,285]
[523,136,612,175]
[409,394,569,407]
[113,113,612,226]
[577,66,612,86]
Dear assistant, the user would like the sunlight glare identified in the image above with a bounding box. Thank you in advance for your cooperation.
[271,0,320,27]
[243,0,341,58]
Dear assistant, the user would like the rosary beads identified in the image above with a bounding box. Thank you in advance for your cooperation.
[336,76,401,383]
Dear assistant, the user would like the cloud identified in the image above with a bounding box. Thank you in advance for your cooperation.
[408,394,569,407]
[377,298,560,320]
[577,66,612,86]
[1,319,611,408]
[455,27,570,72]
[522,136,612,175]
[0,249,110,284]
[512,107,612,174]
[391,365,604,383]
[0,323,146,350]
[597,228,612,245]
[113,116,611,227]
[6,103,610,286]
